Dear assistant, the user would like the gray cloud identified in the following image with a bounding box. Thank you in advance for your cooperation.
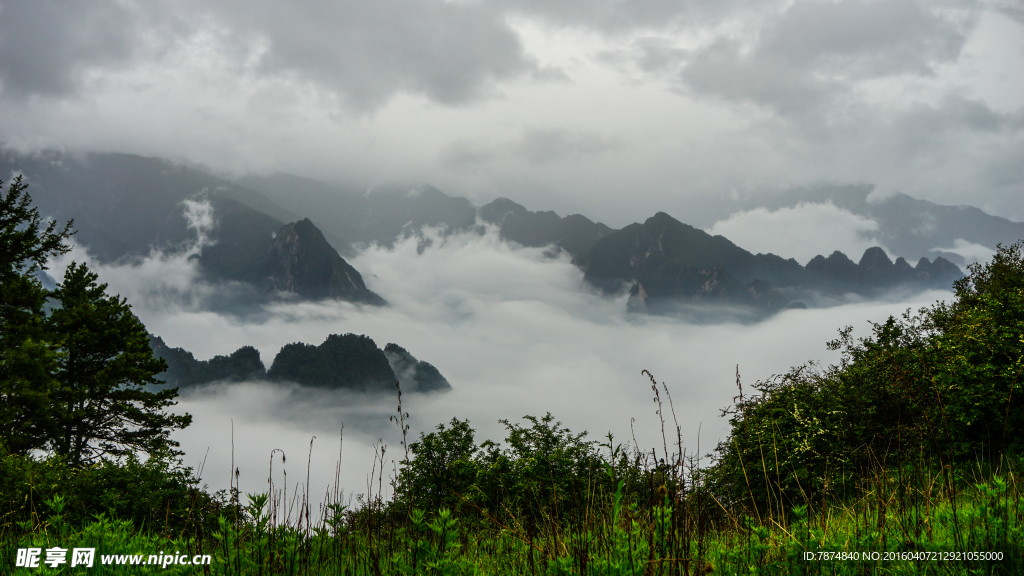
[498,0,764,35]
[860,96,1024,201]
[0,0,533,110]
[681,39,837,116]
[514,128,619,164]
[441,127,619,169]
[759,0,967,76]
[13,0,942,112]
[989,0,1024,25]
[1,0,1020,226]
[681,0,974,115]
[629,38,689,75]
[217,0,531,109]
[0,1,147,97]
[893,95,1020,143]
[982,146,1024,191]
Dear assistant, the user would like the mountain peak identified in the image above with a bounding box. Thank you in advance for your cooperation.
[265,219,386,304]
[479,197,528,225]
[479,198,610,258]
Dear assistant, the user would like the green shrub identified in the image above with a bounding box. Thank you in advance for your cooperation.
[711,242,1024,515]
[393,414,604,528]
[0,448,228,537]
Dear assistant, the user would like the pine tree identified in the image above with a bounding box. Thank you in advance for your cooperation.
[47,262,192,466]
[0,176,73,454]
[1,177,190,463]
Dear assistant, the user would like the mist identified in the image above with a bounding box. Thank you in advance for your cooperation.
[707,202,882,264]
[46,223,953,512]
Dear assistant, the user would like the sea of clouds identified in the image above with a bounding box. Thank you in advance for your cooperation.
[50,223,952,520]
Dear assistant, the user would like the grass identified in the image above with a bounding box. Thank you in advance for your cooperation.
[2,362,1021,575]
[2,414,1021,575]
[1,472,1020,574]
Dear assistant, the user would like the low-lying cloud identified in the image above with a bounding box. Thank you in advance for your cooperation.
[50,226,953,512]
[932,239,996,266]
[707,202,882,263]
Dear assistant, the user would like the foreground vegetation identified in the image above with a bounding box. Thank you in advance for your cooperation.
[1,176,1022,573]
[1,437,1021,574]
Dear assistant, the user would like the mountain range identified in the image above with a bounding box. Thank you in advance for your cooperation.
[1,150,383,306]
[237,173,478,256]
[575,212,962,314]
[5,148,1018,317]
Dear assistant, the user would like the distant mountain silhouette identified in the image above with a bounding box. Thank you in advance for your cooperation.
[0,149,304,260]
[383,343,451,393]
[267,334,395,391]
[723,184,1024,265]
[266,335,448,392]
[149,335,267,387]
[1,149,382,305]
[151,333,451,393]
[8,149,1002,318]
[478,197,613,257]
[577,211,963,315]
[243,176,617,259]
[804,247,961,293]
[238,173,478,255]
[200,215,385,304]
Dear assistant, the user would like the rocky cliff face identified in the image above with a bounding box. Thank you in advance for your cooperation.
[198,212,385,305]
[383,343,451,393]
[262,219,386,304]
[587,213,789,312]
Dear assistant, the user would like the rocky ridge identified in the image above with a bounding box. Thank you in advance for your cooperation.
[151,334,450,393]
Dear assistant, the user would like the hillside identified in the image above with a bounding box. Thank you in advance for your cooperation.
[238,173,478,255]
[478,197,613,258]
[0,150,383,305]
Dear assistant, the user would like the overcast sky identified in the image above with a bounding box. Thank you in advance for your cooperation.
[2,0,1022,227]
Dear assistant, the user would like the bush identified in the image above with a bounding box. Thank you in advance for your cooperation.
[393,414,603,527]
[710,242,1024,514]
[396,418,480,515]
[0,447,228,537]
[476,413,601,523]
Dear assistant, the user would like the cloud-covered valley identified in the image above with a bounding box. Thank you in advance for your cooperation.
[51,226,951,510]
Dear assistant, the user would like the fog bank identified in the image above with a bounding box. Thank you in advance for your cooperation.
[54,228,951,511]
